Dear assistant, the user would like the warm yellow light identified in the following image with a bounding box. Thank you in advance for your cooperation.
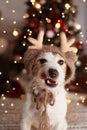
[46,18,51,23]
[85,67,87,70]
[11,103,14,107]
[16,77,19,81]
[1,17,4,21]
[83,0,86,2]
[5,0,9,3]
[12,10,16,13]
[55,23,61,29]
[13,30,19,37]
[49,8,52,11]
[76,102,80,106]
[30,0,35,3]
[3,30,7,34]
[66,88,69,92]
[1,44,4,48]
[12,87,16,90]
[62,12,65,18]
[35,3,41,9]
[1,103,5,107]
[22,43,26,46]
[76,82,79,86]
[14,60,17,64]
[6,80,10,84]
[5,110,8,113]
[24,35,27,39]
[19,56,22,60]
[0,72,2,75]
[32,14,35,17]
[65,3,71,10]
[66,98,71,104]
[23,13,30,19]
[75,23,81,30]
[13,21,16,24]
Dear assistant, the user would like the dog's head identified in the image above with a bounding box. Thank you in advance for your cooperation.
[23,31,77,91]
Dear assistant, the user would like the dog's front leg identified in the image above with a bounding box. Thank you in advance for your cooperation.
[54,119,67,130]
[21,118,31,130]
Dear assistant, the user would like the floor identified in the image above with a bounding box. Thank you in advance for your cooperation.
[0,92,87,130]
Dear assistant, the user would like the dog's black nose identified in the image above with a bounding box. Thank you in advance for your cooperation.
[48,68,58,78]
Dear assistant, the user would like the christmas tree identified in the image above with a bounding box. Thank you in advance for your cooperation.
[14,0,82,55]
[14,0,85,92]
[0,0,87,98]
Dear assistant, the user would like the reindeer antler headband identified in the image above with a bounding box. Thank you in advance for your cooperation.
[24,30,77,84]
[28,30,77,54]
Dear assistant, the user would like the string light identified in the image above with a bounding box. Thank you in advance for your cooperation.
[75,23,81,30]
[12,10,16,13]
[75,93,78,96]
[1,17,4,21]
[13,29,19,37]
[49,8,52,11]
[35,3,41,9]
[83,0,86,2]
[1,44,4,48]
[55,23,61,29]
[76,102,80,106]
[1,103,5,107]
[66,98,71,104]
[32,14,35,17]
[6,80,10,84]
[14,60,17,64]
[76,82,79,86]
[16,77,20,81]
[24,35,27,39]
[12,87,16,90]
[5,0,9,4]
[23,13,30,19]
[3,30,7,34]
[13,21,17,24]
[30,0,35,4]
[2,96,6,100]
[5,110,8,113]
[62,12,65,18]
[22,42,26,46]
[65,3,71,10]
[0,72,2,75]
[66,88,70,92]
[11,103,14,107]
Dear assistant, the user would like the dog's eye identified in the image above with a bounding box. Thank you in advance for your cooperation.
[39,58,47,64]
[58,59,64,65]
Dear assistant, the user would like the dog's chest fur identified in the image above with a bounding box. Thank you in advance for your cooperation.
[24,88,67,128]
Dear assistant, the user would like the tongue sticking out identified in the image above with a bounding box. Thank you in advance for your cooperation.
[41,73,58,87]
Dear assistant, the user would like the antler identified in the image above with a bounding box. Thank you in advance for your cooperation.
[28,30,44,49]
[60,32,77,53]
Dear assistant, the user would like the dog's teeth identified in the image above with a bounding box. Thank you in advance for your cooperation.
[47,79,50,84]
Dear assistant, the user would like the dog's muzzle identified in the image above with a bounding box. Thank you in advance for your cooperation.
[40,68,58,88]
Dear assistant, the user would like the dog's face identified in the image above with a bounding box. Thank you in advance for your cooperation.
[31,52,67,92]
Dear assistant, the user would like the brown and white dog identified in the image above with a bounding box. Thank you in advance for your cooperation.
[21,31,77,130]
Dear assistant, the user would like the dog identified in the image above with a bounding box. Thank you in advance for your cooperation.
[21,31,77,130]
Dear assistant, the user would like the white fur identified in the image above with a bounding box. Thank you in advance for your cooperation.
[21,52,67,130]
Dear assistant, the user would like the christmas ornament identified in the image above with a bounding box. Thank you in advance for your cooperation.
[46,29,55,38]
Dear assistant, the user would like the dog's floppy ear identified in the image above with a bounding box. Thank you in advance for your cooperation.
[65,51,77,84]
[60,32,77,84]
